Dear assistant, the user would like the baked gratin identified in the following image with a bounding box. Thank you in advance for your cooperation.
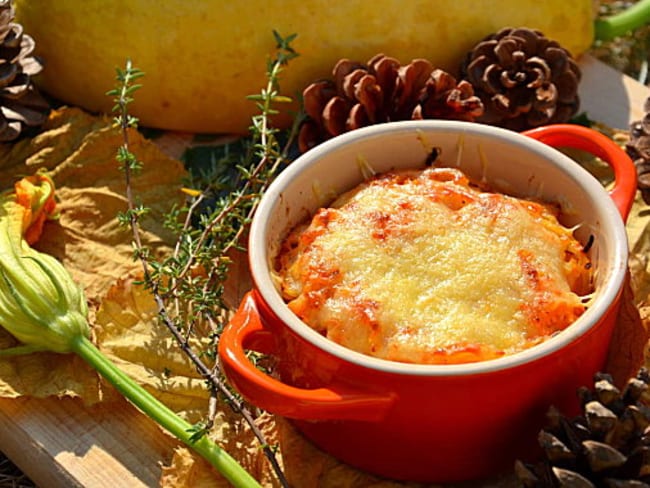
[274,167,593,365]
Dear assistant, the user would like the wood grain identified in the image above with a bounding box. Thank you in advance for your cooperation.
[0,396,178,487]
[578,54,649,129]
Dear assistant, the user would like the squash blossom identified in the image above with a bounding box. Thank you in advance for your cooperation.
[0,172,90,353]
[0,172,260,487]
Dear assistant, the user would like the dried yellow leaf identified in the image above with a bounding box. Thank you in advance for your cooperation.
[0,106,185,402]
[94,277,210,421]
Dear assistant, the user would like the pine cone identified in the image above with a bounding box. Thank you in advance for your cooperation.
[459,27,581,132]
[298,54,484,153]
[626,96,650,204]
[0,0,49,142]
[516,369,650,487]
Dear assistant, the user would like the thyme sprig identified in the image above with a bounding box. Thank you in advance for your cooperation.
[110,62,150,265]
[109,32,300,487]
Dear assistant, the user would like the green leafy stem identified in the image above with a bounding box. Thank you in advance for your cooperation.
[71,335,260,486]
[595,0,650,41]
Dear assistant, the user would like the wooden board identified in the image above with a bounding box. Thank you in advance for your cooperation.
[578,54,648,129]
[0,54,648,488]
[0,396,177,487]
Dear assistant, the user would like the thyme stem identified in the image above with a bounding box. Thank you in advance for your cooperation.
[110,32,299,488]
[109,60,264,487]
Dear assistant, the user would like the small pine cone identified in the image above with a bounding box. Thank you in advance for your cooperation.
[298,54,484,153]
[412,69,484,121]
[626,96,650,204]
[459,27,581,132]
[516,369,650,487]
[0,0,49,142]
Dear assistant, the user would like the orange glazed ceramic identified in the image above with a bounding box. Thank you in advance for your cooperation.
[219,121,636,483]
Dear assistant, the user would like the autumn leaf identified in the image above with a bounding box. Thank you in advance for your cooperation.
[0,106,185,401]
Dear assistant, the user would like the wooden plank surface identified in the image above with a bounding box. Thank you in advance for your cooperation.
[0,396,178,487]
[0,54,648,488]
[578,54,649,129]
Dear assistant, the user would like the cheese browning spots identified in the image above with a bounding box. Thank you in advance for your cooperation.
[276,167,593,365]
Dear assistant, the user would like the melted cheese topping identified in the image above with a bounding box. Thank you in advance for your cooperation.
[275,167,592,365]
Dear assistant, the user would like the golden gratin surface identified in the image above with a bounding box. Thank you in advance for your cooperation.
[275,167,593,364]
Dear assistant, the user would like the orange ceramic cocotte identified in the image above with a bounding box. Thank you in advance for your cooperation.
[218,121,637,483]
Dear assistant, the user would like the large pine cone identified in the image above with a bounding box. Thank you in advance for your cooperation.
[626,96,650,203]
[516,369,650,487]
[298,54,484,153]
[460,27,581,132]
[0,0,49,142]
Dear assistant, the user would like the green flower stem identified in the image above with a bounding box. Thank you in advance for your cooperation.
[71,334,261,488]
[594,0,650,41]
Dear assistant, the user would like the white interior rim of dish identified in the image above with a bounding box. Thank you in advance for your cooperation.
[249,120,630,376]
